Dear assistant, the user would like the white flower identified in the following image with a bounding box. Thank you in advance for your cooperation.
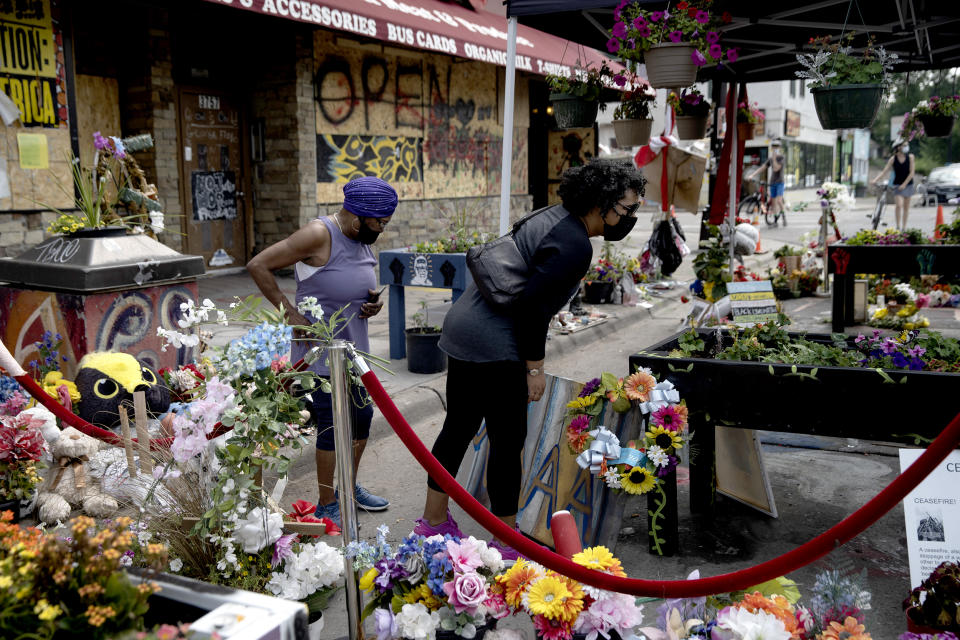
[297,296,324,320]
[716,606,791,640]
[235,507,284,554]
[477,542,504,573]
[603,468,622,489]
[647,445,670,468]
[395,603,440,640]
[149,211,165,234]
[169,558,183,572]
[156,326,200,351]
[137,531,153,546]
[267,540,344,601]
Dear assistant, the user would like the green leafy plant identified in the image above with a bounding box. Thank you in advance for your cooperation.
[796,33,899,89]
[772,245,804,258]
[546,60,613,104]
[667,88,711,117]
[411,300,440,332]
[692,225,731,301]
[613,80,656,120]
[737,100,764,124]
[904,561,960,631]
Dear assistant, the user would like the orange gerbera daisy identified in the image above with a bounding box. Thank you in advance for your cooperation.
[497,558,541,608]
[624,371,656,401]
[673,403,689,424]
[550,571,586,622]
[820,616,871,640]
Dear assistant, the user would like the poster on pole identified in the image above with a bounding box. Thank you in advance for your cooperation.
[899,449,960,589]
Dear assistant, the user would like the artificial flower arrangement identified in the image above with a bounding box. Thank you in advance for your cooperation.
[900,95,960,141]
[348,524,507,640]
[0,513,168,640]
[668,88,711,118]
[737,100,764,124]
[795,33,899,89]
[606,0,736,68]
[817,181,856,212]
[904,561,960,633]
[495,548,644,640]
[0,376,29,417]
[582,257,623,284]
[545,60,614,105]
[867,282,930,331]
[0,411,46,506]
[565,370,688,504]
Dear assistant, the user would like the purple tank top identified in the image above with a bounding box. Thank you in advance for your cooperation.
[291,216,377,376]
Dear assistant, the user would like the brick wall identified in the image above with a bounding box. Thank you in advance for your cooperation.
[0,213,49,257]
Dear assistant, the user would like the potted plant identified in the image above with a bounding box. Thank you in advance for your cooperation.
[406,300,446,374]
[736,100,764,141]
[612,77,656,147]
[546,61,613,129]
[901,95,960,140]
[796,34,900,129]
[606,1,736,89]
[0,411,46,522]
[582,256,622,304]
[904,561,960,633]
[668,88,711,139]
[350,525,507,639]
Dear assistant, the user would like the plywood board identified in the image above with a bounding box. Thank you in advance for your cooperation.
[75,74,121,166]
[715,426,777,517]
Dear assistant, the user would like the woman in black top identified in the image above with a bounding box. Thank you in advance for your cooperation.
[873,141,916,230]
[413,162,646,559]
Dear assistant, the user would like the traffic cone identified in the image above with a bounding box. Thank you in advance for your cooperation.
[934,204,945,239]
[755,237,767,254]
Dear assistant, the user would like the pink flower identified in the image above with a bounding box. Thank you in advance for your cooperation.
[916,293,930,309]
[93,131,110,150]
[632,16,646,28]
[706,31,720,43]
[637,24,651,38]
[442,571,488,614]
[691,49,707,66]
[534,615,573,640]
[727,47,739,63]
[668,30,683,43]
[271,533,296,567]
[445,538,484,573]
[569,414,591,433]
[483,591,510,619]
[709,43,722,59]
[613,74,627,87]
[695,10,709,23]
[612,21,628,38]
[607,38,621,53]
[650,10,663,22]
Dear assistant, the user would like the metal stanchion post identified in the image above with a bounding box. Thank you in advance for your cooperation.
[328,340,361,640]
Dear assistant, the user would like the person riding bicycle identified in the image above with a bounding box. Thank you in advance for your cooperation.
[748,138,786,226]
[872,140,916,230]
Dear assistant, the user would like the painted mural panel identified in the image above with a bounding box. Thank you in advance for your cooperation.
[313,31,528,204]
[546,127,596,205]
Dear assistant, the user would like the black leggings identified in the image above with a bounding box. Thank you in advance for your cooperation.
[428,356,529,517]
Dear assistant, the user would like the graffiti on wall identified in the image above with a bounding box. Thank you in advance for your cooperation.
[316,134,423,183]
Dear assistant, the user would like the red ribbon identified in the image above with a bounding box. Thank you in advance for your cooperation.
[634,106,677,213]
[288,499,341,536]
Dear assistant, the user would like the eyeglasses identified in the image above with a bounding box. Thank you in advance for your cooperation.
[612,201,640,218]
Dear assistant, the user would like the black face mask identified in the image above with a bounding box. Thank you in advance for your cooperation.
[355,218,382,245]
[603,213,637,241]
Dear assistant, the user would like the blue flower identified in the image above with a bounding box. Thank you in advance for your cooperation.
[222,322,292,376]
[0,376,25,403]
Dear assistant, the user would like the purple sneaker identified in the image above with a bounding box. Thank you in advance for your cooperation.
[413,510,465,539]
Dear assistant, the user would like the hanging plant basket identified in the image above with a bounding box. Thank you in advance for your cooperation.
[550,93,600,129]
[737,122,755,141]
[811,84,884,129]
[918,113,956,137]
[613,118,653,147]
[675,115,709,139]
[643,43,698,89]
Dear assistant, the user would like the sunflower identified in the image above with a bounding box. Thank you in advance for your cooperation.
[624,371,656,401]
[620,466,656,494]
[497,558,541,608]
[646,425,684,451]
[651,404,686,432]
[571,546,616,571]
[820,616,871,640]
[526,576,573,618]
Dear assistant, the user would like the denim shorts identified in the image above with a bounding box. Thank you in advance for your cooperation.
[307,379,373,451]
[769,182,785,198]
[895,184,915,198]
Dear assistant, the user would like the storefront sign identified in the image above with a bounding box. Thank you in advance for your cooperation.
[727,280,778,326]
[785,109,800,137]
[202,0,621,80]
[900,449,960,589]
[0,0,64,127]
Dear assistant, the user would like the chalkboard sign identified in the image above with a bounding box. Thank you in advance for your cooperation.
[727,280,778,327]
[191,171,237,221]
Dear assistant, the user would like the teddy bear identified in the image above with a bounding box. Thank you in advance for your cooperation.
[36,426,119,524]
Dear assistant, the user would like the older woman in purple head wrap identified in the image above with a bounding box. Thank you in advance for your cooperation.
[248,176,398,525]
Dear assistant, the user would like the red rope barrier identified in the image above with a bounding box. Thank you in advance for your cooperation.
[360,368,960,598]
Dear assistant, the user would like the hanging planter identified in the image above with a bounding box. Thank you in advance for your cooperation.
[918,113,956,137]
[676,115,709,139]
[550,93,600,129]
[736,121,755,141]
[810,84,884,129]
[643,43,698,89]
[613,118,653,147]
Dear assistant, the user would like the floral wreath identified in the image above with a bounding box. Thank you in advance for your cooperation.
[565,369,688,497]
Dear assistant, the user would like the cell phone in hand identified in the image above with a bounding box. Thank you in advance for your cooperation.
[367,286,387,301]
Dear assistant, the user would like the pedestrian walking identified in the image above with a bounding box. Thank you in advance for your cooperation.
[873,141,916,230]
[247,176,398,526]
[414,162,646,559]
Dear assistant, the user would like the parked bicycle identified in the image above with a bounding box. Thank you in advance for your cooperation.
[738,178,767,222]
[869,184,893,230]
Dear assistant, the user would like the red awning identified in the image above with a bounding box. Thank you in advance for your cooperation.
[201,0,623,79]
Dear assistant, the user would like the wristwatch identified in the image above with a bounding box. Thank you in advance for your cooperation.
[527,368,542,376]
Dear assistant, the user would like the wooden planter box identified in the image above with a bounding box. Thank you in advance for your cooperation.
[827,243,960,332]
[629,329,958,523]
[378,250,470,360]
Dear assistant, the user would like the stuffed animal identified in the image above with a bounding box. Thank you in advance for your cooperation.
[75,352,170,430]
[36,426,119,524]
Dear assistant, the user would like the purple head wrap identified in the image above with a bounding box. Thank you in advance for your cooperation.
[342,177,399,218]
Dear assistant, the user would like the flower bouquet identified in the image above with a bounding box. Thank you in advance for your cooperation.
[349,525,507,640]
[901,95,960,140]
[0,410,47,519]
[606,1,735,88]
[582,258,622,304]
[496,548,644,640]
[817,181,856,212]
[796,34,899,129]
[868,282,930,331]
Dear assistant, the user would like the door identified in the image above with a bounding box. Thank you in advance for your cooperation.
[178,88,248,269]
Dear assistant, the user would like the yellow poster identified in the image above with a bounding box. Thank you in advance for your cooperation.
[0,0,62,127]
[17,132,48,169]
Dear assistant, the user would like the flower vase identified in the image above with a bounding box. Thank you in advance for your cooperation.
[736,122,755,141]
[550,93,600,129]
[308,612,324,640]
[675,115,709,139]
[810,84,884,129]
[643,43,697,89]
[613,118,653,147]
[918,113,955,137]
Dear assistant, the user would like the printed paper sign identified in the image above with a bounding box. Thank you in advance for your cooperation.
[17,132,48,169]
[726,280,778,326]
[899,449,960,589]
